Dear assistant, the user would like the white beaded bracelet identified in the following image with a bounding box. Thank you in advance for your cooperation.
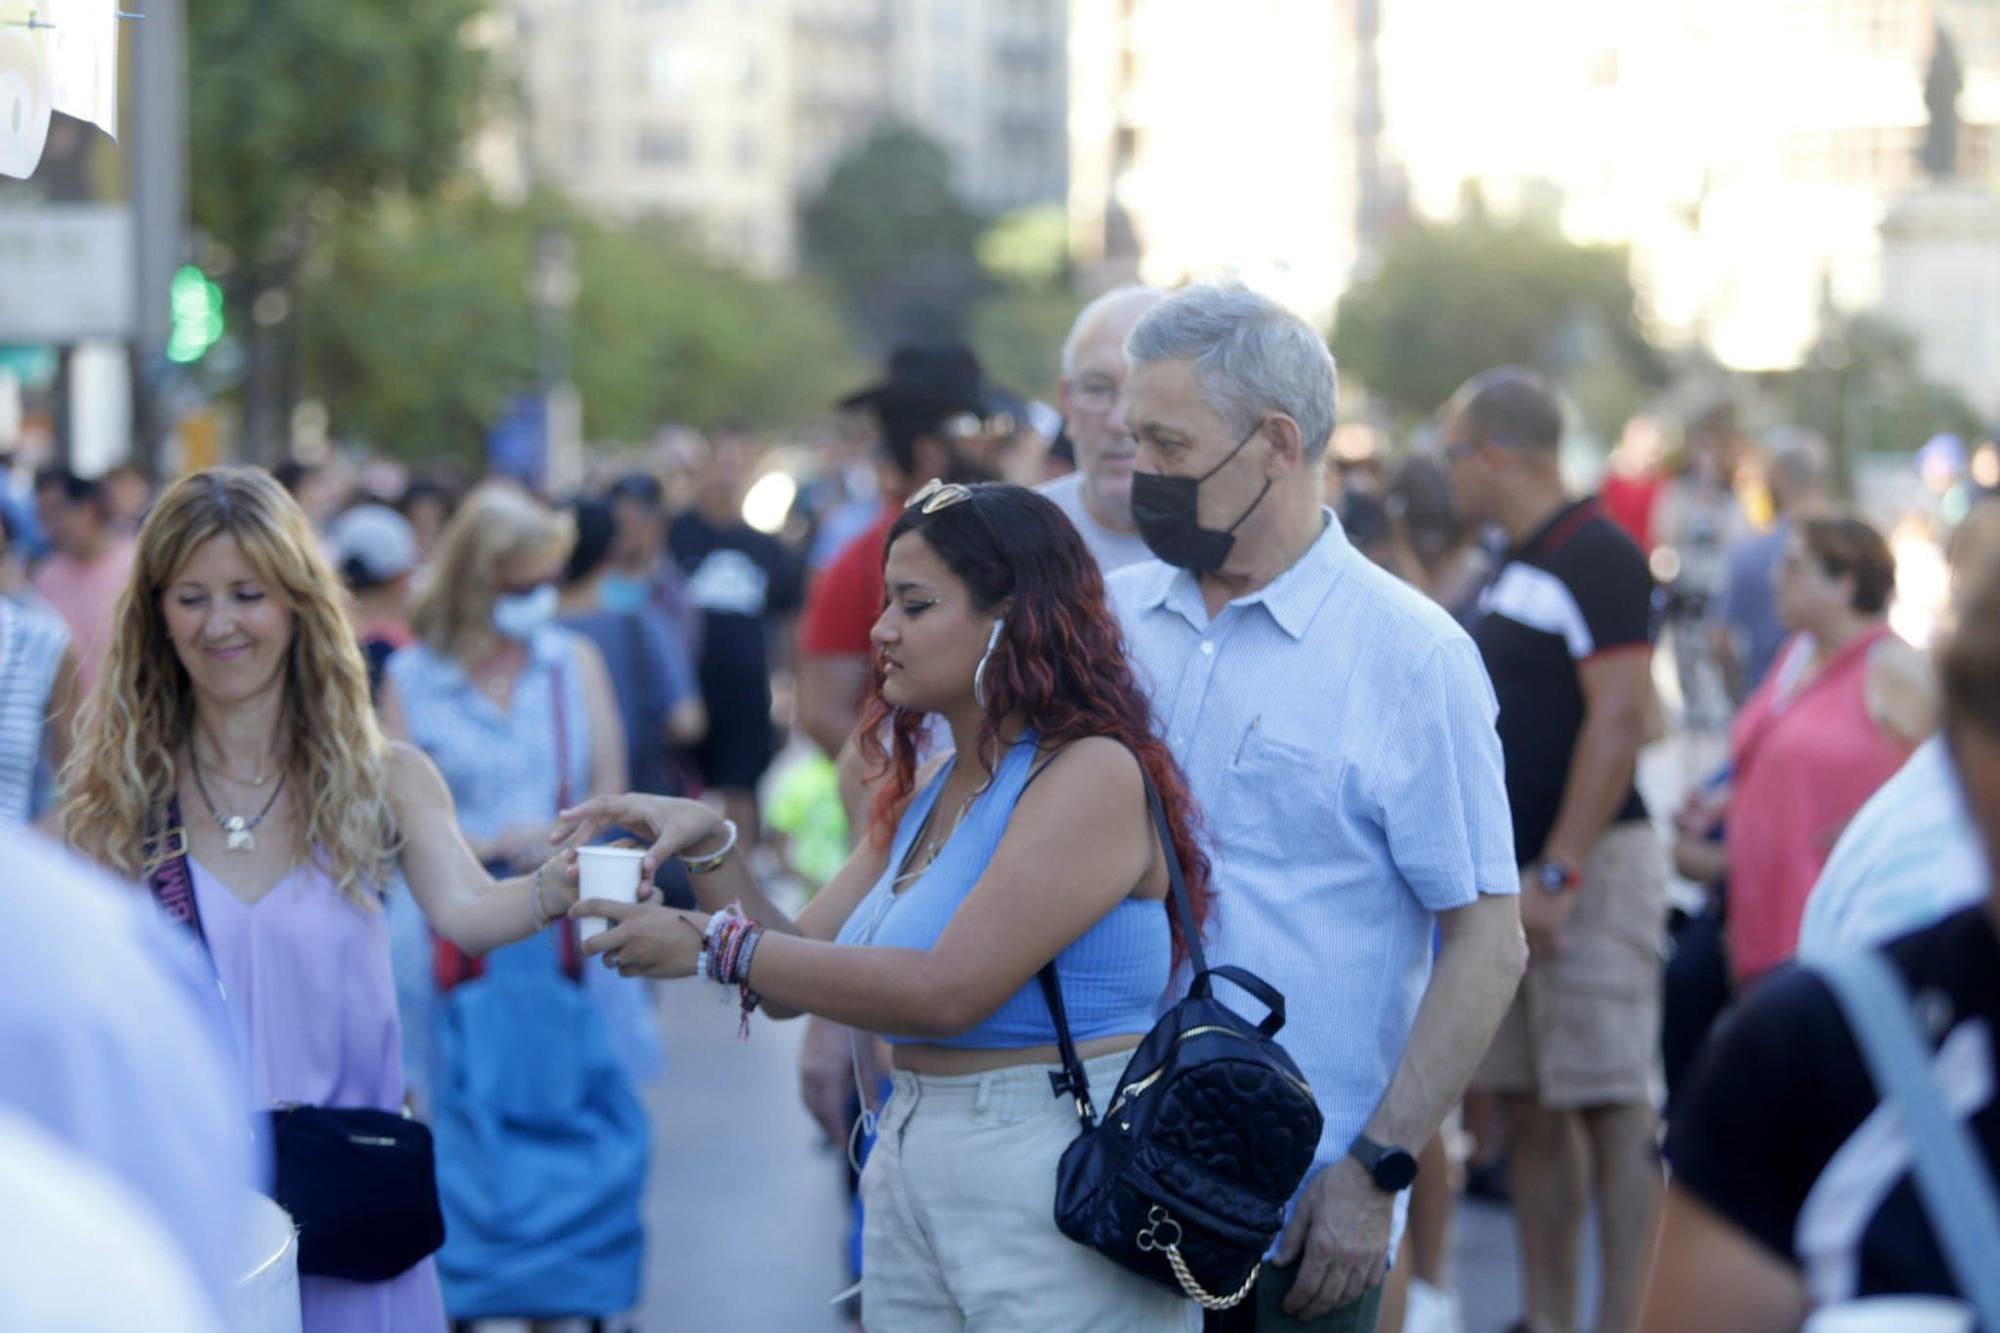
[529,861,562,928]
[680,818,739,875]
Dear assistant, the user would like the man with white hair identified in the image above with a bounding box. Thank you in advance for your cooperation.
[1038,286,1164,572]
[1109,283,1528,1331]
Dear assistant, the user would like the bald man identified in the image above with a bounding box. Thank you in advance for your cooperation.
[1038,286,1164,572]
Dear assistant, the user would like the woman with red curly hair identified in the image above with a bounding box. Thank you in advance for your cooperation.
[555,480,1209,1329]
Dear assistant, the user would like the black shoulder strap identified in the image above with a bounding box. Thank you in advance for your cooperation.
[1038,765,1206,1127]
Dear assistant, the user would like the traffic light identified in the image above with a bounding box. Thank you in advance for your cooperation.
[167,264,224,364]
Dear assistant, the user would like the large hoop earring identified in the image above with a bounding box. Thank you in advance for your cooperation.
[973,618,1005,710]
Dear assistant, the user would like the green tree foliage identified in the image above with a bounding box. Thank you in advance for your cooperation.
[189,0,493,273]
[1790,313,1980,493]
[801,123,985,345]
[970,203,1076,397]
[972,287,1080,402]
[302,200,859,465]
[1332,214,1663,432]
[977,203,1069,290]
[188,0,499,451]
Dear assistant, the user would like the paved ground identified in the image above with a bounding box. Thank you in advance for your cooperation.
[640,992,852,1331]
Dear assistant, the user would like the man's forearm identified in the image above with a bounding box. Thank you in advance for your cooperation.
[1362,893,1526,1149]
[1541,706,1647,867]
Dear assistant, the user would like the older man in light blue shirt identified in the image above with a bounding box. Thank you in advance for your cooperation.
[1108,284,1526,1329]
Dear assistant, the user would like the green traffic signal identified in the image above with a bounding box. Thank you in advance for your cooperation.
[167,264,225,364]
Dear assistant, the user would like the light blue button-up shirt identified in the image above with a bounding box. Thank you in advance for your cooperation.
[1110,512,1518,1200]
[0,836,254,1315]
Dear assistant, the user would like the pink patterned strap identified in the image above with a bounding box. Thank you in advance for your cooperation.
[145,797,207,949]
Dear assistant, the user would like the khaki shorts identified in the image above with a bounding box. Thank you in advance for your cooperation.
[861,1051,1201,1332]
[1475,821,1668,1110]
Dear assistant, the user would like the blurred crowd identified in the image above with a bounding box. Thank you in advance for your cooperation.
[2,279,1998,1333]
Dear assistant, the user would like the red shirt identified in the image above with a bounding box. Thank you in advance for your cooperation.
[798,507,893,657]
[1599,473,1663,552]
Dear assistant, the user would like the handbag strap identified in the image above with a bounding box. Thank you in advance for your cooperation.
[145,795,207,949]
[1037,766,1203,1129]
[1815,948,2000,1324]
[437,650,583,990]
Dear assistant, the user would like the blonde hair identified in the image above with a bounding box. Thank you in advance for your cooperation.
[408,483,574,661]
[62,466,399,905]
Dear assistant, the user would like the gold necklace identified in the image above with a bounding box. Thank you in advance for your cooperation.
[893,780,984,890]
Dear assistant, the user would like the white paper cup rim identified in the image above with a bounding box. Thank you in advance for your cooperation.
[576,845,648,861]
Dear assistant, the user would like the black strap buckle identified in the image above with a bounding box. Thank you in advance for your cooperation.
[1047,1068,1097,1126]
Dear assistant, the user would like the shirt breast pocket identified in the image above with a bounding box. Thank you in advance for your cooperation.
[1215,723,1347,870]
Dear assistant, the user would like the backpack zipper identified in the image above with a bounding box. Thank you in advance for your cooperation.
[1104,1025,1312,1120]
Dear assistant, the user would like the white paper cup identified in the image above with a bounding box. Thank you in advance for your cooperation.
[575,845,647,943]
[1805,1297,1975,1333]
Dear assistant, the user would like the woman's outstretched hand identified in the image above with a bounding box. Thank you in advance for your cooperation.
[570,900,709,979]
[551,794,730,882]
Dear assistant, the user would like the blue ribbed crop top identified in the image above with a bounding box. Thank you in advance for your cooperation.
[834,734,1172,1049]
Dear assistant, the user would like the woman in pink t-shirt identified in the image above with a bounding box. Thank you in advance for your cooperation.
[1722,516,1931,982]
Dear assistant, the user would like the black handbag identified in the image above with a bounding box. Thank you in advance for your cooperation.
[1037,776,1324,1311]
[263,1103,447,1281]
[145,801,447,1281]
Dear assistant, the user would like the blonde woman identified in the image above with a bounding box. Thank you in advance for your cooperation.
[376,484,648,1328]
[61,467,582,1333]
[378,483,626,871]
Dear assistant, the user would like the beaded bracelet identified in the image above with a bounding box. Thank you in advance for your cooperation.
[529,861,562,929]
[699,902,764,1037]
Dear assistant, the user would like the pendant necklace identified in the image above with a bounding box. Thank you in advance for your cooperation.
[191,748,288,852]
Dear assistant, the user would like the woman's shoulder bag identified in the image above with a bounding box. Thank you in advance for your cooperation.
[1037,774,1323,1311]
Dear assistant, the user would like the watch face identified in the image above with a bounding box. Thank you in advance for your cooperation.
[1538,861,1572,893]
[1376,1149,1420,1192]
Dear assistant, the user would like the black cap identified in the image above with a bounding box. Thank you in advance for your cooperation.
[839,343,989,421]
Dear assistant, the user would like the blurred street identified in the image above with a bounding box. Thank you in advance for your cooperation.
[641,988,851,1332]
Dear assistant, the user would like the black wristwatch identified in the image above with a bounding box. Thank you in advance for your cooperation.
[1348,1134,1419,1192]
[1534,858,1581,894]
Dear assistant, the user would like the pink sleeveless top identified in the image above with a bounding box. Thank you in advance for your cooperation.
[1725,626,1912,981]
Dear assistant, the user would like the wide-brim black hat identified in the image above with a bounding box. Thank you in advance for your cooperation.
[839,343,989,420]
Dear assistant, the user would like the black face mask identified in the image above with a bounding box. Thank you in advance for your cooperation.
[1131,422,1273,572]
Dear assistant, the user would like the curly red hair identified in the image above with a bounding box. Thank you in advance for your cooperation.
[857,484,1212,962]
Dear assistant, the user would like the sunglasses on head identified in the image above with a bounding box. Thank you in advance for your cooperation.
[904,478,976,514]
[903,478,1008,548]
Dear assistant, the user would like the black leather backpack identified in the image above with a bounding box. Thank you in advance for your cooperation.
[1038,776,1323,1311]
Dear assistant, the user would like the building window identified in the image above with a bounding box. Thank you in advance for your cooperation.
[637,125,692,166]
[648,41,697,97]
[1780,125,1965,189]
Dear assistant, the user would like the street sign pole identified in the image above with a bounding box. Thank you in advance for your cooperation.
[129,0,187,480]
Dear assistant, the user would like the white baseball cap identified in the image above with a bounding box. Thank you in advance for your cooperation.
[327,504,419,587]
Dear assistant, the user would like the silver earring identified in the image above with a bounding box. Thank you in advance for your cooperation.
[973,619,1005,710]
